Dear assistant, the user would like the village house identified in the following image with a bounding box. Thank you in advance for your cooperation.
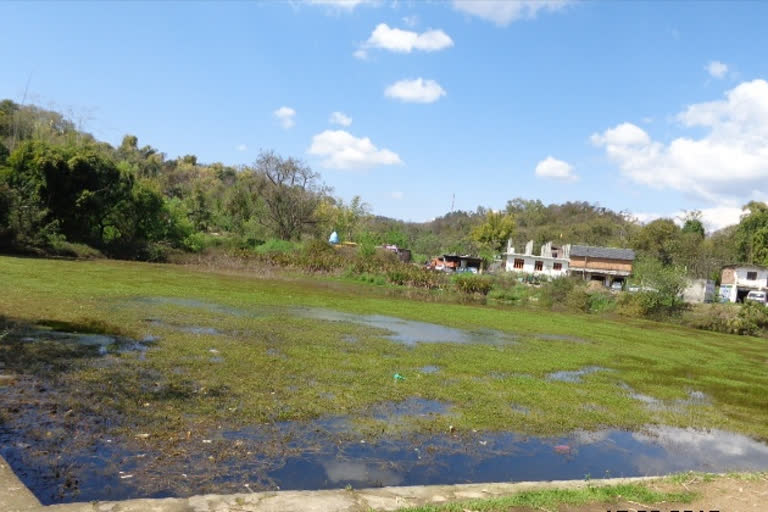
[718,265,768,303]
[567,245,635,288]
[504,240,570,278]
[504,240,635,287]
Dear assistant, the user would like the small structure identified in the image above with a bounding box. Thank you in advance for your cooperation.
[504,240,569,278]
[682,279,716,304]
[430,254,483,273]
[719,265,768,303]
[567,245,635,288]
[381,244,412,263]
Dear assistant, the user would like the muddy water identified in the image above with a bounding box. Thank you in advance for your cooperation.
[3,394,768,505]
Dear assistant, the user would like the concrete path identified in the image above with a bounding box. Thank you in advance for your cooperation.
[1,453,658,512]
[1,456,42,512]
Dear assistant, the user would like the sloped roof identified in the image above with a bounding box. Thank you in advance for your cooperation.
[570,245,635,261]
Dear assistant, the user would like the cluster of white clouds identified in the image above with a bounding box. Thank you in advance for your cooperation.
[288,1,764,224]
[329,111,352,126]
[706,60,728,79]
[452,0,571,26]
[591,79,768,206]
[305,0,374,11]
[355,23,453,59]
[308,130,402,170]
[534,156,578,182]
[307,0,572,26]
[285,0,572,176]
[273,106,296,129]
[385,78,446,103]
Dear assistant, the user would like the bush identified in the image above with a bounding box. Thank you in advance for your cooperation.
[586,290,616,313]
[539,277,576,308]
[385,265,446,289]
[564,287,590,312]
[683,302,768,336]
[617,290,686,320]
[254,238,300,254]
[453,274,493,296]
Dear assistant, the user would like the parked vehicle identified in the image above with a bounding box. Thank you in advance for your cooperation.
[745,290,767,305]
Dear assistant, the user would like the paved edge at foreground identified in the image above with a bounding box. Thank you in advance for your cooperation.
[1,456,42,512]
[2,456,660,512]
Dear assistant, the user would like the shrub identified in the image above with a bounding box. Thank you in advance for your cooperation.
[453,274,493,296]
[587,290,616,313]
[254,238,300,254]
[564,288,590,312]
[539,277,576,308]
[683,302,768,336]
[617,290,686,320]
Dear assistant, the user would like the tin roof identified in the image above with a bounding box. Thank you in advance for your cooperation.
[570,245,635,261]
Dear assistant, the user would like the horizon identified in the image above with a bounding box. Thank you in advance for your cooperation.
[2,1,767,230]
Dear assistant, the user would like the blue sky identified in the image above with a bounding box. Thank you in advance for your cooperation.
[2,1,768,230]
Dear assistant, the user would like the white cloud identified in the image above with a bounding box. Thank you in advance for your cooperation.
[353,48,369,60]
[236,144,248,152]
[392,191,404,200]
[308,129,403,169]
[706,60,728,79]
[385,78,446,103]
[591,80,768,206]
[357,23,453,58]
[329,111,352,126]
[534,156,578,181]
[590,122,650,146]
[402,15,418,27]
[453,0,570,26]
[306,0,374,11]
[273,106,296,129]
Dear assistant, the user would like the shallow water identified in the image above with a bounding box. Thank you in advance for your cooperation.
[15,327,154,356]
[3,404,768,505]
[546,366,609,383]
[289,308,518,346]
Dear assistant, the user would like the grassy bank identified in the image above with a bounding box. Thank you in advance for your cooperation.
[2,255,768,441]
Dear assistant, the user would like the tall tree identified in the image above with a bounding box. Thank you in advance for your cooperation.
[471,210,516,254]
[735,201,768,265]
[252,151,326,240]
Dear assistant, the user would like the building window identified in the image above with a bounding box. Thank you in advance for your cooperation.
[553,262,562,271]
[534,261,543,271]
[747,271,757,280]
[513,258,524,269]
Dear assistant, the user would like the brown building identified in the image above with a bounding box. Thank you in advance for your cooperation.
[567,245,635,287]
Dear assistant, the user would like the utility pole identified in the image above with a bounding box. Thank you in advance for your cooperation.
[450,193,455,213]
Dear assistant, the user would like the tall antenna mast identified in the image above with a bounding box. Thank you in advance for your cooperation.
[450,193,455,212]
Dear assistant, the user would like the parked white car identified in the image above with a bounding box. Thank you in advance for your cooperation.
[745,290,767,305]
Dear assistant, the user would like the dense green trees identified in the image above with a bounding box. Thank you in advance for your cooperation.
[1,98,767,275]
[736,201,768,266]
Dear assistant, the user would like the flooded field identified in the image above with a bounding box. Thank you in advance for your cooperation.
[3,366,768,505]
[2,312,768,504]
[2,259,768,505]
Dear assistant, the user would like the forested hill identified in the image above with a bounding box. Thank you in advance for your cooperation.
[1,99,766,278]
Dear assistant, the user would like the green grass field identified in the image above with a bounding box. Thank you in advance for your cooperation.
[2,255,768,441]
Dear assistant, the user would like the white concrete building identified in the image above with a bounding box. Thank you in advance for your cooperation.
[719,265,768,303]
[504,240,570,278]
